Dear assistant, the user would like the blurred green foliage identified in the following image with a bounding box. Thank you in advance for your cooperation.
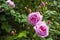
[0,0,60,40]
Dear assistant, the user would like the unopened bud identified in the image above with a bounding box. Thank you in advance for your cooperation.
[11,31,15,35]
[24,7,27,10]
[41,2,45,7]
[35,7,39,12]
[47,20,51,25]
[28,9,32,13]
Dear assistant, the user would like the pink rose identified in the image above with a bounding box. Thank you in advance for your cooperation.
[28,12,43,25]
[6,0,15,8]
[41,2,45,7]
[34,21,49,38]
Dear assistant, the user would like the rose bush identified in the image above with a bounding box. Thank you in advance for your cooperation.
[0,0,60,40]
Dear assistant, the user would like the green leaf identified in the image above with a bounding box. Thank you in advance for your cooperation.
[47,38,53,40]
[1,22,11,33]
[33,33,37,38]
[53,1,57,6]
[57,5,60,8]
[16,31,27,38]
[10,10,15,15]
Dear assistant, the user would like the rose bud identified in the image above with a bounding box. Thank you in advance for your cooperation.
[6,0,15,8]
[41,2,45,7]
[0,8,4,12]
[28,9,32,13]
[11,30,15,35]
[47,20,51,25]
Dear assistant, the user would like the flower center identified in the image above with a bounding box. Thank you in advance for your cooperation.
[31,14,37,21]
[34,14,37,17]
[40,26,46,31]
